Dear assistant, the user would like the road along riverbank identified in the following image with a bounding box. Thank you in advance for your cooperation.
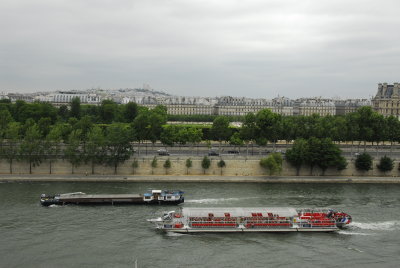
[1,174,400,183]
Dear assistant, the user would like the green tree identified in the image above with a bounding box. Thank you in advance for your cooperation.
[385,116,400,155]
[132,158,139,175]
[163,158,172,175]
[124,102,138,122]
[240,113,257,155]
[74,115,93,140]
[1,122,20,173]
[13,102,57,124]
[100,100,118,123]
[18,124,44,174]
[316,138,345,175]
[286,138,308,176]
[38,117,52,138]
[176,128,190,145]
[132,106,167,151]
[85,126,106,174]
[201,156,211,174]
[58,105,69,121]
[148,105,168,143]
[217,159,226,175]
[331,116,347,143]
[211,116,231,148]
[370,112,386,156]
[131,108,150,154]
[151,156,158,174]
[104,124,134,174]
[280,116,295,145]
[185,158,192,175]
[354,106,377,150]
[355,152,373,172]
[336,156,348,171]
[345,112,360,155]
[187,127,203,155]
[259,153,283,175]
[255,109,282,150]
[45,124,64,174]
[305,137,321,175]
[70,97,81,119]
[64,130,82,174]
[229,132,243,148]
[377,155,394,175]
[300,137,346,175]
[0,109,13,137]
[160,125,178,146]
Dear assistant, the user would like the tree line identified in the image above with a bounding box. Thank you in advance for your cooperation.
[1,98,399,146]
[1,97,400,175]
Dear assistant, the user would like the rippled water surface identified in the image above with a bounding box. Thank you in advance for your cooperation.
[1,180,400,267]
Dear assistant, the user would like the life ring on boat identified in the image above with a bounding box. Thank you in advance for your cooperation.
[174,213,182,218]
[174,223,183,228]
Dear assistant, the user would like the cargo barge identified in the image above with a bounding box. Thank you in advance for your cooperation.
[148,207,352,233]
[40,190,184,206]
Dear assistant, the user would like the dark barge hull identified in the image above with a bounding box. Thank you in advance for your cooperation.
[41,194,184,206]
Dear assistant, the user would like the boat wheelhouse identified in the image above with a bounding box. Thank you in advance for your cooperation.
[148,207,351,233]
[40,190,184,206]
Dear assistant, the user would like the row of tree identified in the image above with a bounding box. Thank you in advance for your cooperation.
[238,107,400,148]
[0,98,140,124]
[0,122,134,174]
[2,98,400,146]
[354,153,395,173]
[145,156,226,175]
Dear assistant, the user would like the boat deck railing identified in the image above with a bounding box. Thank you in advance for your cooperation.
[186,216,295,229]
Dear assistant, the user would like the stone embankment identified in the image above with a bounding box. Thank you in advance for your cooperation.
[0,156,399,183]
[1,174,400,183]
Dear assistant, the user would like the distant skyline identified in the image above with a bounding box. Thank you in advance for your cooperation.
[1,0,399,99]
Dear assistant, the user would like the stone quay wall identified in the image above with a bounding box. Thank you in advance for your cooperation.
[0,156,399,177]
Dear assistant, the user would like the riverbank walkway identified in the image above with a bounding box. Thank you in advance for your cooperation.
[1,175,399,183]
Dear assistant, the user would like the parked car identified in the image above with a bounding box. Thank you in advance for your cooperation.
[157,149,170,156]
[227,150,239,154]
[208,149,219,156]
[276,150,286,155]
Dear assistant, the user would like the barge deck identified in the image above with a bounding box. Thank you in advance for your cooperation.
[40,190,184,206]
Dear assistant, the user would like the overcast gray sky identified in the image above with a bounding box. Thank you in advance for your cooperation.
[1,0,399,98]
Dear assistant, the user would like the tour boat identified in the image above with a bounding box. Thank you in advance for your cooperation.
[40,190,184,206]
[148,207,352,233]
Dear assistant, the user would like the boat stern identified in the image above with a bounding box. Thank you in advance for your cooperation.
[40,194,59,206]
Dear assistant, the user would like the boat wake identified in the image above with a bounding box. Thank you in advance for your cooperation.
[338,230,372,236]
[347,247,364,253]
[186,197,257,204]
[351,221,400,231]
[165,232,186,237]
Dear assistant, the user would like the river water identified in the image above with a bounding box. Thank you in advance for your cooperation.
[1,179,399,268]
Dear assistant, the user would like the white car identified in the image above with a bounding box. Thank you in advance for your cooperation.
[157,149,170,156]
